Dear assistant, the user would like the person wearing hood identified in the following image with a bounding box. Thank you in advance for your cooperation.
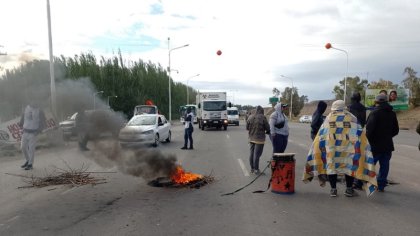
[366,94,399,192]
[348,92,367,128]
[303,100,378,197]
[246,106,270,175]
[310,101,327,140]
[18,101,47,170]
[269,103,289,153]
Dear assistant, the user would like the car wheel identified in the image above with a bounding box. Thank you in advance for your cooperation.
[165,131,171,143]
[153,134,159,147]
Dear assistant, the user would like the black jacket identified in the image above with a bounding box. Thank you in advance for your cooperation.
[348,102,367,128]
[366,102,399,154]
[310,101,327,139]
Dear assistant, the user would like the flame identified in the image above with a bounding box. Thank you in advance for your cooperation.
[171,165,203,184]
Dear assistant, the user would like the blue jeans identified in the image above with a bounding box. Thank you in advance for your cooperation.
[183,128,193,148]
[374,152,392,190]
[271,134,288,153]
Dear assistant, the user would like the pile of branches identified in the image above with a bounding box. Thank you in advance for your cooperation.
[6,163,109,189]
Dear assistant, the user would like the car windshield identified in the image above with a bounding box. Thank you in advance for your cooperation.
[203,101,226,111]
[127,116,156,126]
[135,106,156,115]
[227,110,238,115]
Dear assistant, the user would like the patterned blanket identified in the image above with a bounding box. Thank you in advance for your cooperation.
[302,110,377,196]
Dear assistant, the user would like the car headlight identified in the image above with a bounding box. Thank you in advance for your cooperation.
[142,130,154,135]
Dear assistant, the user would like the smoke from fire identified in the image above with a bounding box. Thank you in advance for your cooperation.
[86,140,178,179]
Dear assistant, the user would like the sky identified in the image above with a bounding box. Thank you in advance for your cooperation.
[1,0,420,106]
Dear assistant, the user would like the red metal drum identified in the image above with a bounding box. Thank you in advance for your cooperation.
[271,153,296,194]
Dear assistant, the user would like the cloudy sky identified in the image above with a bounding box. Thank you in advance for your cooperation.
[1,0,420,106]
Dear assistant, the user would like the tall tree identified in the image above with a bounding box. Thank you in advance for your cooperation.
[332,76,368,103]
[403,67,420,105]
[280,87,306,117]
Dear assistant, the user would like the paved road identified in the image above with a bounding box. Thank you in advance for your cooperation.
[0,121,419,236]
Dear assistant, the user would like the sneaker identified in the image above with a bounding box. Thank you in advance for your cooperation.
[330,188,338,197]
[345,188,354,197]
[377,189,385,192]
[24,164,33,170]
[254,169,261,175]
[21,162,28,168]
[188,147,194,150]
[180,146,187,150]
[250,169,255,174]
[352,184,363,191]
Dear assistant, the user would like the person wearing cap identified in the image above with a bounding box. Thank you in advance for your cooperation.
[181,107,194,150]
[269,103,289,153]
[303,100,377,197]
[366,93,399,192]
[310,101,328,140]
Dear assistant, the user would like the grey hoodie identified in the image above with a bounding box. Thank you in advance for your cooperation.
[269,103,289,136]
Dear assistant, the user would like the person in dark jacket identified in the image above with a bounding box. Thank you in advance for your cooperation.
[310,101,327,140]
[366,94,399,192]
[246,106,270,175]
[348,92,367,128]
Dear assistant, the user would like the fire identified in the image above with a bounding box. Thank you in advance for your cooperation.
[171,165,203,184]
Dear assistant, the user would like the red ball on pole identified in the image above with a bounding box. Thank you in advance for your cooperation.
[217,50,222,56]
[325,43,332,49]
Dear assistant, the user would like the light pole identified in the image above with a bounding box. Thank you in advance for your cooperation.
[186,74,200,104]
[93,91,104,110]
[168,37,189,122]
[280,75,294,120]
[229,89,238,105]
[107,95,117,108]
[325,43,349,104]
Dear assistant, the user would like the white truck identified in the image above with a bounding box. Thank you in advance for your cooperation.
[196,92,229,130]
[179,104,198,124]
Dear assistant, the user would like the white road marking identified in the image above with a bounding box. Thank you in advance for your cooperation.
[226,134,230,139]
[237,158,250,176]
[61,187,77,195]
[6,215,19,223]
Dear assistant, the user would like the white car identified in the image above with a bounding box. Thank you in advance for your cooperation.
[118,114,171,147]
[299,115,312,123]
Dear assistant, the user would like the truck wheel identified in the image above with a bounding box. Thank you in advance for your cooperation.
[201,124,205,130]
[224,125,227,130]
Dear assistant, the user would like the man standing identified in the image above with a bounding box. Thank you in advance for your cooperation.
[246,106,270,175]
[348,92,366,128]
[18,102,47,170]
[366,94,399,192]
[269,103,289,153]
[181,107,194,150]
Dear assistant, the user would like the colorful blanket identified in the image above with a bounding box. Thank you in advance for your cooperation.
[302,110,377,196]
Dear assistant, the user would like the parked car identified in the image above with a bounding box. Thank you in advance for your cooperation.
[118,114,171,147]
[59,109,125,141]
[299,115,312,123]
[59,112,78,140]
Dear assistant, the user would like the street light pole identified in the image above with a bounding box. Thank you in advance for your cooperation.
[46,0,56,117]
[186,74,200,104]
[325,43,349,104]
[168,37,189,122]
[280,75,294,120]
[93,91,104,110]
[107,95,118,108]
